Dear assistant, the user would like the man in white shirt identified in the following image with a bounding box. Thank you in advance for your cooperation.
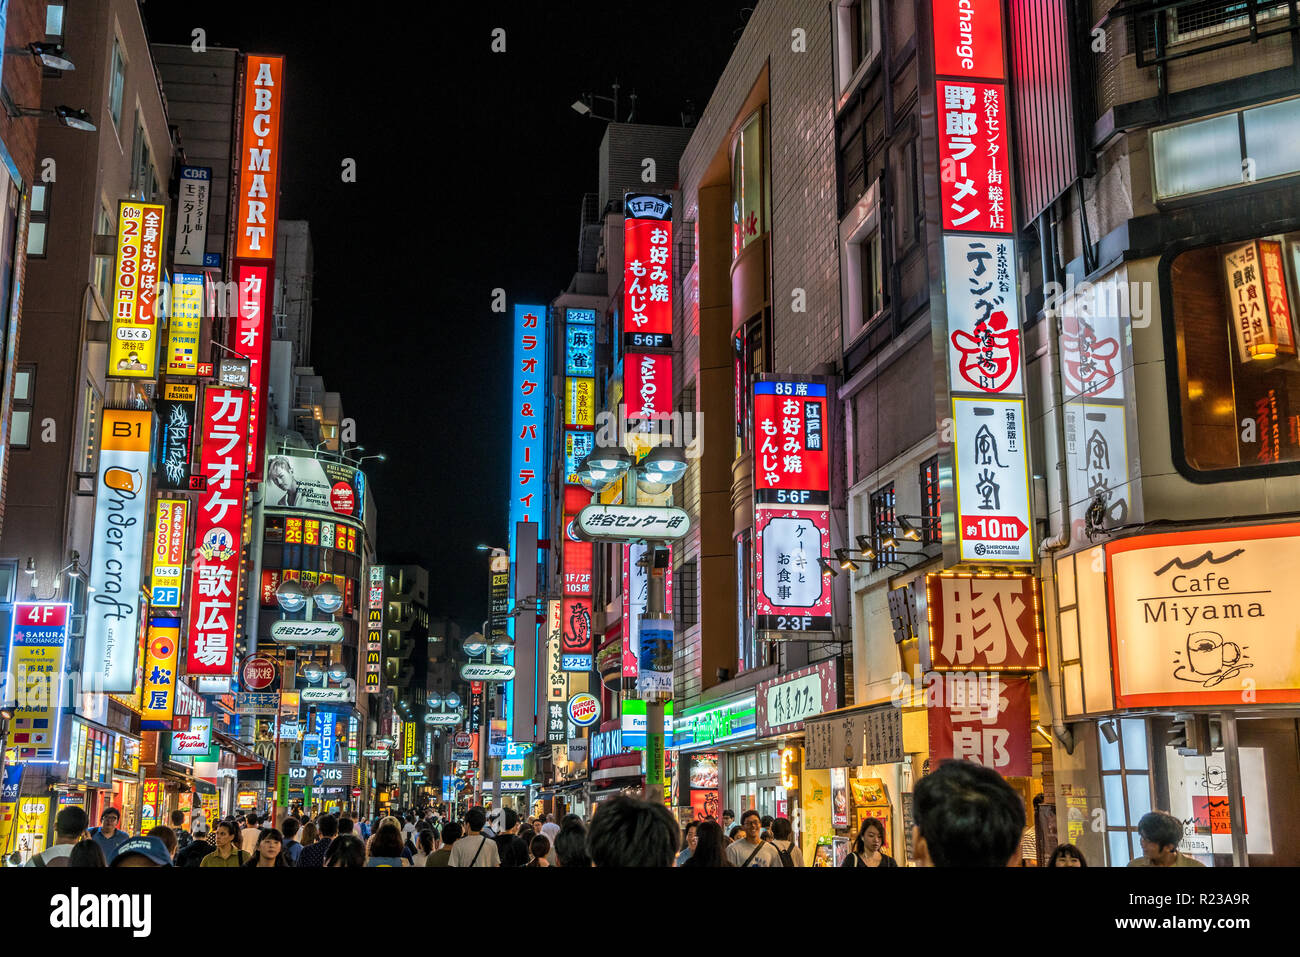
[725,810,782,867]
[448,807,501,867]
[540,813,561,865]
[27,806,87,867]
[241,812,262,854]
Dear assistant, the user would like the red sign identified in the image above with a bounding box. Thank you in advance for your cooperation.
[232,261,273,481]
[562,597,593,656]
[958,513,1028,544]
[235,55,283,260]
[330,483,354,514]
[241,655,276,690]
[564,487,592,597]
[453,731,472,749]
[622,201,672,344]
[624,352,673,421]
[932,0,1005,80]
[185,387,249,677]
[260,569,280,606]
[937,80,1011,234]
[928,674,1031,777]
[925,573,1043,671]
[752,382,829,501]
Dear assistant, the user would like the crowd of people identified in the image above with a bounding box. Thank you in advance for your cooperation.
[10,762,1204,868]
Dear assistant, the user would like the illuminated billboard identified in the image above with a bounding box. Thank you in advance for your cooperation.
[109,202,166,379]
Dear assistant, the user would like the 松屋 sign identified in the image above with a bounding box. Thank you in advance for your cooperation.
[1106,524,1300,707]
[109,202,166,379]
[753,378,832,639]
[140,620,181,728]
[83,410,152,693]
[235,55,283,259]
[928,0,1033,566]
[924,572,1043,671]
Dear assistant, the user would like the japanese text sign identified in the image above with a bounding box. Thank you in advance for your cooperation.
[951,397,1032,561]
[945,236,1022,394]
[166,273,203,375]
[141,619,181,726]
[937,81,1011,234]
[624,353,673,422]
[173,166,211,267]
[3,603,70,761]
[150,499,189,609]
[109,202,166,379]
[753,381,829,503]
[1223,239,1295,363]
[928,674,1030,776]
[623,192,673,348]
[511,304,547,533]
[233,261,273,479]
[235,55,284,259]
[756,658,838,737]
[755,506,832,636]
[156,382,196,490]
[924,572,1043,671]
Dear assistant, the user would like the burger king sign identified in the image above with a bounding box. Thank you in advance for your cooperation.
[567,692,601,728]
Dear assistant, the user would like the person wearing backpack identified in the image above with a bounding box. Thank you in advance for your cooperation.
[199,820,251,867]
[448,807,500,867]
[27,806,88,867]
[769,817,803,867]
[724,809,782,867]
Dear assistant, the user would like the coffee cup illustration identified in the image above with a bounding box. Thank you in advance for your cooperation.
[103,466,142,494]
[1173,630,1251,687]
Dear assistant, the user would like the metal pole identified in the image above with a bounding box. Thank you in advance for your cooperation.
[1221,712,1248,867]
[644,541,668,806]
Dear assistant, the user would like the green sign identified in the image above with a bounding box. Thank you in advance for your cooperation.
[672,695,756,749]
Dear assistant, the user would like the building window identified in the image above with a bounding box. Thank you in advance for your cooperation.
[10,365,35,448]
[1169,232,1300,475]
[730,108,769,261]
[108,38,126,132]
[894,134,921,250]
[93,204,114,309]
[919,455,940,545]
[840,179,886,349]
[131,112,155,200]
[835,0,880,93]
[1099,718,1152,866]
[869,481,896,571]
[860,229,883,325]
[1170,0,1290,43]
[26,185,49,258]
[675,559,698,629]
[45,3,65,39]
[734,313,769,459]
[1152,97,1300,201]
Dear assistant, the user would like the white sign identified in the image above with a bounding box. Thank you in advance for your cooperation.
[362,749,388,758]
[424,712,461,726]
[952,396,1033,562]
[566,738,588,765]
[502,757,525,778]
[575,504,690,542]
[762,671,824,729]
[1064,401,1129,540]
[944,236,1023,395]
[759,515,824,608]
[460,663,515,682]
[1108,526,1300,706]
[1167,747,1272,856]
[171,716,212,755]
[1059,268,1126,402]
[270,621,345,644]
[299,686,354,703]
[173,166,211,267]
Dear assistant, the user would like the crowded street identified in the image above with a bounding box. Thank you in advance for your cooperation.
[0,0,1287,937]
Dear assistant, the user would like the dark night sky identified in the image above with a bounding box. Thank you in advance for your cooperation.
[141,1,753,629]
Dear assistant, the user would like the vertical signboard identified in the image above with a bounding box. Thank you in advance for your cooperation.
[622,193,673,350]
[752,380,832,639]
[173,166,212,267]
[928,0,1033,565]
[232,261,273,480]
[234,55,284,260]
[156,382,197,490]
[184,388,249,677]
[622,542,673,680]
[3,603,70,761]
[624,353,674,422]
[546,598,567,704]
[512,520,539,743]
[83,410,152,693]
[140,618,181,728]
[366,564,383,694]
[109,202,166,379]
[166,272,204,375]
[149,499,189,608]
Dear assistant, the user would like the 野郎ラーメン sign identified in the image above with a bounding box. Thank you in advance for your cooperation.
[951,397,1032,562]
[149,500,189,609]
[109,202,166,379]
[83,410,152,693]
[140,619,181,727]
[575,504,690,542]
[235,55,283,259]
[924,572,1043,672]
[927,674,1031,777]
[184,389,249,677]
[172,166,212,267]
[3,603,71,761]
[936,81,1011,234]
[1106,524,1300,707]
[622,192,673,349]
[755,659,839,737]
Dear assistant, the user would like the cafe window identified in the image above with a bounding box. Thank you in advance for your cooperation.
[730,108,769,261]
[1099,718,1152,866]
[1169,232,1300,476]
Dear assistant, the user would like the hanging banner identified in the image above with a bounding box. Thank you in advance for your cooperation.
[83,409,153,693]
[927,674,1031,777]
[149,499,189,608]
[547,598,568,702]
[232,260,273,480]
[622,192,673,350]
[172,166,212,268]
[156,382,197,491]
[108,202,166,379]
[3,603,71,761]
[622,543,673,680]
[235,54,284,260]
[635,618,674,697]
[564,430,594,485]
[951,397,1033,562]
[752,381,829,504]
[366,564,383,694]
[184,388,249,677]
[140,618,181,727]
[944,236,1023,394]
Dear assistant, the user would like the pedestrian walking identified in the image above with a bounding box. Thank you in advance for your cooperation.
[449,807,500,867]
[842,817,895,867]
[366,823,411,866]
[911,759,1024,867]
[240,813,261,854]
[1128,811,1205,868]
[110,836,174,868]
[724,810,782,867]
[588,795,678,867]
[1049,844,1087,867]
[297,814,336,868]
[554,817,592,868]
[412,828,436,866]
[769,818,803,866]
[170,810,193,857]
[426,822,460,866]
[147,825,178,859]
[324,833,366,867]
[244,827,290,867]
[175,828,214,867]
[679,821,728,867]
[200,821,251,867]
[494,808,530,867]
[26,806,87,867]
[281,817,304,865]
[67,841,107,867]
[1020,794,1042,866]
[540,813,561,865]
[675,821,699,866]
[87,807,131,862]
[526,834,551,866]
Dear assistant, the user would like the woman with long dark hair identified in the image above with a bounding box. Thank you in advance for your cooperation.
[325,834,367,868]
[842,817,896,867]
[680,821,728,867]
[365,822,411,866]
[244,828,291,867]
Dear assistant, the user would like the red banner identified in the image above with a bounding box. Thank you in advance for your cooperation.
[260,568,280,607]
[928,674,1031,777]
[937,80,1011,234]
[561,596,593,656]
[185,388,249,676]
[932,0,1005,80]
[563,486,592,597]
[925,573,1043,671]
[624,352,673,421]
[232,261,273,481]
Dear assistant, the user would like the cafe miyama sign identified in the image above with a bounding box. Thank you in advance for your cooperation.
[1106,524,1300,707]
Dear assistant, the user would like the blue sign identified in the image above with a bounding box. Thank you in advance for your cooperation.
[302,734,321,766]
[315,712,337,763]
[454,779,467,791]
[636,619,674,696]
[203,252,221,269]
[1,762,22,802]
[562,653,593,672]
[564,429,594,485]
[565,307,597,325]
[565,324,596,377]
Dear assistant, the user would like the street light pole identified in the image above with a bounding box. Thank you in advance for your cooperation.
[643,541,669,806]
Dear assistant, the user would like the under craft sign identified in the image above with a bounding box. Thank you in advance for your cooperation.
[1106,524,1300,707]
[575,504,690,541]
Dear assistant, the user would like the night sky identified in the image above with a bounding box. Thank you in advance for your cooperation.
[141,1,754,629]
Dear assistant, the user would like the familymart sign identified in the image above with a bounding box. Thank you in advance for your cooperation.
[672,695,755,750]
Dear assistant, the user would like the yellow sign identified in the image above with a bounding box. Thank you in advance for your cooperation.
[166,272,204,374]
[404,721,417,763]
[150,499,188,608]
[0,796,50,862]
[140,620,181,723]
[565,377,595,428]
[108,202,166,378]
[164,382,196,402]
